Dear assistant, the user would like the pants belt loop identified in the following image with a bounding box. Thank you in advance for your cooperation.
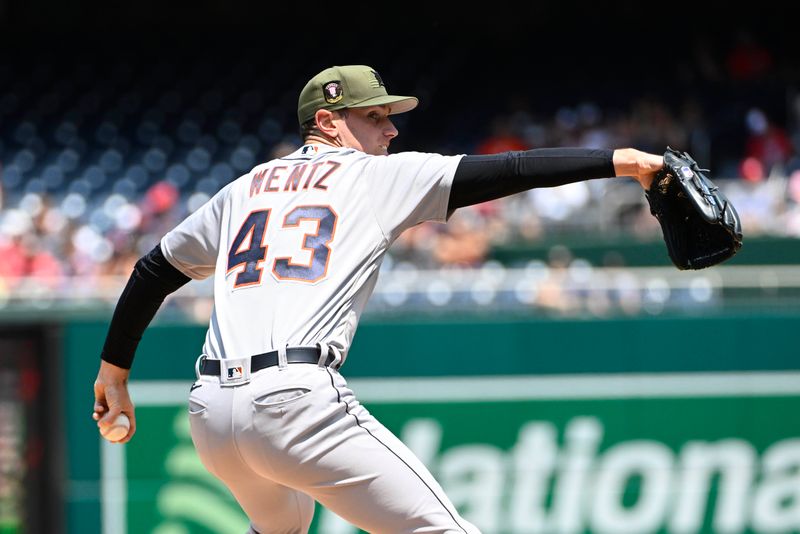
[277,344,288,370]
[329,346,343,369]
[195,354,206,380]
[316,342,329,368]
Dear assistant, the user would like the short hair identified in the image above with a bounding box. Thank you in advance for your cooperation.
[299,109,349,141]
[299,119,318,139]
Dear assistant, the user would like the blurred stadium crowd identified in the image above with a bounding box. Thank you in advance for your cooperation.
[0,29,798,314]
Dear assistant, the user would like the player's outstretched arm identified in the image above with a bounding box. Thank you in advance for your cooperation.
[448,147,664,210]
[92,243,191,442]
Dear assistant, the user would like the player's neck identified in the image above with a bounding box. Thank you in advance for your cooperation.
[304,133,342,149]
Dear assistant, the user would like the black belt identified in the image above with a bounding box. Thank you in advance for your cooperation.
[199,347,335,376]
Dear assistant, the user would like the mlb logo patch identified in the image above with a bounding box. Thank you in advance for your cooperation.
[227,366,244,379]
[219,358,249,386]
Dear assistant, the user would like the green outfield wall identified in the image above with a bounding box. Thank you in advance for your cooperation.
[63,312,800,534]
[490,236,800,267]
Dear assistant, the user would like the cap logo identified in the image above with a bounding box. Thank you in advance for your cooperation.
[370,70,385,88]
[323,81,343,104]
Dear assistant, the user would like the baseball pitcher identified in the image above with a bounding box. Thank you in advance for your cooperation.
[94,65,679,533]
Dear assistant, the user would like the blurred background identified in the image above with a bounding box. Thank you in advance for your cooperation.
[1,2,798,533]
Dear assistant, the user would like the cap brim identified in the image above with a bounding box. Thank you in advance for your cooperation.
[349,95,418,115]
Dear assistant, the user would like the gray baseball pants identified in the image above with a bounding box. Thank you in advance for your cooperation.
[188,359,480,534]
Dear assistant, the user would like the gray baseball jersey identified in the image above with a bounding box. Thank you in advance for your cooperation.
[161,144,481,532]
[161,145,459,362]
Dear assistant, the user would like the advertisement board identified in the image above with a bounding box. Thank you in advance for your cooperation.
[101,372,800,534]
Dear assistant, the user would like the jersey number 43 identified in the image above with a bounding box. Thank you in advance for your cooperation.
[226,205,337,288]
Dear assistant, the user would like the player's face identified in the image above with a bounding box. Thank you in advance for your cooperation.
[334,106,398,156]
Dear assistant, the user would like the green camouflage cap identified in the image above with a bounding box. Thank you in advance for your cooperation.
[297,65,418,126]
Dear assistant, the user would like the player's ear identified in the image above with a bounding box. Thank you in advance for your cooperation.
[315,109,338,137]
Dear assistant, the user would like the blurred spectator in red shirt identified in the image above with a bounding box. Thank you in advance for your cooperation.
[726,31,774,81]
[476,115,529,155]
[26,236,64,280]
[742,108,793,180]
[0,236,27,282]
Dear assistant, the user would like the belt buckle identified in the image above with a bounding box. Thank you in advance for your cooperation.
[219,357,251,387]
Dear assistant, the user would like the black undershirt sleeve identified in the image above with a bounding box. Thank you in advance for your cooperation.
[101,244,192,369]
[448,148,615,210]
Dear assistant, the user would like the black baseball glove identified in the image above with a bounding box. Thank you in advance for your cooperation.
[645,147,743,270]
